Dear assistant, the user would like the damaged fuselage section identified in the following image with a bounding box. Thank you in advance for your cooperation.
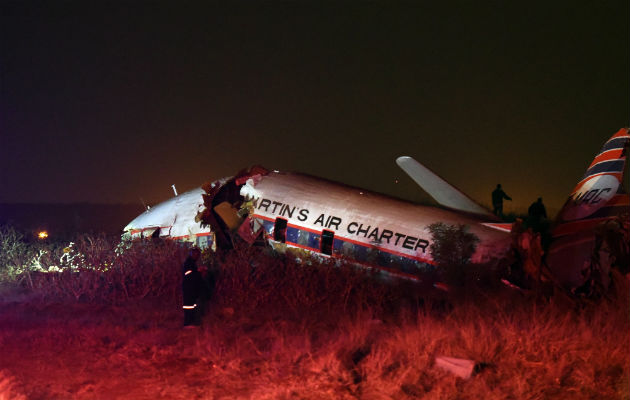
[195,166,510,281]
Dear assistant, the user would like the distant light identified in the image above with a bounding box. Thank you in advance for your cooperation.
[394,178,399,184]
[38,231,48,239]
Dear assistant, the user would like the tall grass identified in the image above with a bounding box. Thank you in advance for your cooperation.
[211,246,407,321]
[0,226,187,304]
[0,226,628,399]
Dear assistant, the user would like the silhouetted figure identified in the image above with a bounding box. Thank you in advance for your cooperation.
[528,197,547,221]
[182,247,205,327]
[525,197,552,251]
[491,184,512,217]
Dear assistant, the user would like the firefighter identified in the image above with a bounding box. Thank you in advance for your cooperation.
[182,247,205,327]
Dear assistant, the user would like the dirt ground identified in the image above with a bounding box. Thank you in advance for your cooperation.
[2,284,629,400]
[0,292,242,400]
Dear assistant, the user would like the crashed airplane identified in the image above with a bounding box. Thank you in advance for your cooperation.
[124,128,629,286]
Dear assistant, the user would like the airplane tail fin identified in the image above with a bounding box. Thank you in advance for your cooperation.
[396,156,496,218]
[547,128,630,287]
[553,128,630,237]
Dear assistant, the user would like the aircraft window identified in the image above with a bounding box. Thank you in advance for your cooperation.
[273,218,288,243]
[377,250,391,267]
[196,236,211,249]
[321,230,334,255]
[286,226,298,244]
[297,229,310,246]
[142,228,158,238]
[341,240,354,257]
[365,247,378,264]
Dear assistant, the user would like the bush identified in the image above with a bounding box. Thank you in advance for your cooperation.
[0,227,188,304]
[427,222,479,287]
[47,238,186,304]
[211,245,409,321]
[0,226,36,283]
[1,226,421,317]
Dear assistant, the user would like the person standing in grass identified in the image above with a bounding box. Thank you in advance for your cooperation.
[527,197,547,221]
[492,184,512,217]
[182,247,205,327]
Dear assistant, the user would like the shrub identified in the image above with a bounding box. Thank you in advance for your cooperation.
[0,226,36,283]
[1,226,426,317]
[1,228,188,304]
[427,222,479,287]
[211,246,406,321]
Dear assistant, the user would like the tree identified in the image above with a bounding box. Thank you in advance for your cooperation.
[427,223,479,286]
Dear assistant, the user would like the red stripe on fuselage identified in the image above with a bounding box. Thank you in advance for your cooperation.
[129,226,172,235]
[252,213,434,265]
[171,231,212,240]
[284,241,320,253]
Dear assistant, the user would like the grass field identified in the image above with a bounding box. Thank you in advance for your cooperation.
[0,233,628,399]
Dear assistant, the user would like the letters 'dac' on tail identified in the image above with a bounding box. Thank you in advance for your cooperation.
[547,128,630,287]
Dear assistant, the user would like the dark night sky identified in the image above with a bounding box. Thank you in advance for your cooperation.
[1,1,628,216]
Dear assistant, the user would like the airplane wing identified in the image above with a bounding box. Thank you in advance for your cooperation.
[396,156,495,217]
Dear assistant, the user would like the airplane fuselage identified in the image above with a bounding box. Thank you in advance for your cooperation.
[124,171,511,280]
[124,187,213,247]
[122,128,629,288]
[240,172,510,274]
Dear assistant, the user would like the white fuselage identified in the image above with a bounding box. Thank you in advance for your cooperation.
[124,188,212,247]
[240,172,510,266]
[123,172,511,279]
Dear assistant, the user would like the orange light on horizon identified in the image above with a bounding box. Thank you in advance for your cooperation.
[38,231,48,239]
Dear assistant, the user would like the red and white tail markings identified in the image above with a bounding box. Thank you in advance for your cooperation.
[547,128,629,287]
[555,128,629,230]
